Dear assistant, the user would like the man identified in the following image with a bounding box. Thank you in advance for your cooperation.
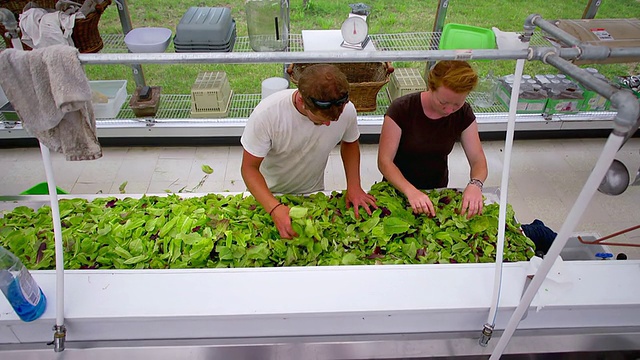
[241,64,377,239]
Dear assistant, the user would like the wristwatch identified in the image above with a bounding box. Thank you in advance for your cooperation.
[468,178,484,190]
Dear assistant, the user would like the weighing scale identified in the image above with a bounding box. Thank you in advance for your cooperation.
[340,3,371,50]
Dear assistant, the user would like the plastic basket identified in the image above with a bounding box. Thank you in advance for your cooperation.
[0,0,111,53]
[387,68,427,101]
[190,71,233,117]
[287,62,394,112]
[21,182,68,195]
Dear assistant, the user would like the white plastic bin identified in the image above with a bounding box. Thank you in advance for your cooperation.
[89,80,128,119]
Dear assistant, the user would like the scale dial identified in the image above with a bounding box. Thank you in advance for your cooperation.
[340,16,369,44]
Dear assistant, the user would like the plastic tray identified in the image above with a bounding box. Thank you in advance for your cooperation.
[21,182,68,195]
[90,80,128,119]
[174,23,236,52]
[174,7,234,45]
[439,23,496,50]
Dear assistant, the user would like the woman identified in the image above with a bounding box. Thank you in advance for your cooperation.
[377,60,488,218]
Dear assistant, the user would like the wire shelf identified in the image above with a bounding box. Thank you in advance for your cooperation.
[88,32,527,123]
[103,91,392,123]
[97,31,551,53]
[0,31,607,131]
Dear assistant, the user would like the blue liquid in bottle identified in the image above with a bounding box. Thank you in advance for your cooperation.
[6,276,47,322]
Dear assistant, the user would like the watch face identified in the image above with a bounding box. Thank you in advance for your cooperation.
[341,16,368,44]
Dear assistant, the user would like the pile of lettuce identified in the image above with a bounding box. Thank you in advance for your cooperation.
[0,181,534,270]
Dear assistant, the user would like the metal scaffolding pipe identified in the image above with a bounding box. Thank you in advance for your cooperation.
[528,14,640,63]
[609,46,640,59]
[527,14,581,47]
[78,49,529,65]
[528,46,580,61]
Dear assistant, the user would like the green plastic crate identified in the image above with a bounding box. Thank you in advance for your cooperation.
[21,182,68,195]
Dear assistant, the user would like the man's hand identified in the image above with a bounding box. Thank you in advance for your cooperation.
[345,187,378,219]
[460,184,483,218]
[270,204,299,239]
[406,188,435,216]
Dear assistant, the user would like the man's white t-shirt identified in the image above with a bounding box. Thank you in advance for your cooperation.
[241,89,359,194]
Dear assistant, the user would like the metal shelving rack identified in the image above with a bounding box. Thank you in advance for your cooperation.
[1,10,639,359]
[0,31,619,140]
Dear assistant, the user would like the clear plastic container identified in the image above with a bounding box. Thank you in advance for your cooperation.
[245,0,290,51]
[472,71,499,108]
[0,247,46,322]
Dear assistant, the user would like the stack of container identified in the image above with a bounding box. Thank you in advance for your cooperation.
[579,68,613,111]
[173,7,236,53]
[535,74,584,114]
[496,75,548,114]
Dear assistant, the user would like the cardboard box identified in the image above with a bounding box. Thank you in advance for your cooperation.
[537,75,584,114]
[545,97,583,114]
[552,18,640,64]
[496,83,547,114]
[580,85,611,111]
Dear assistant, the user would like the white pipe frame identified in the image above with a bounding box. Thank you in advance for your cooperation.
[2,12,639,357]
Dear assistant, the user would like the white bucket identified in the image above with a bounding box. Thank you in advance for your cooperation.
[261,77,289,99]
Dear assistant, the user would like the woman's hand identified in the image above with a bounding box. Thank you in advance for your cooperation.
[461,184,483,218]
[406,188,435,216]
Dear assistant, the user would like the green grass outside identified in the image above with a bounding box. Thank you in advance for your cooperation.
[86,0,640,95]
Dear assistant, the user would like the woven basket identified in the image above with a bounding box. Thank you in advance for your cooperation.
[0,0,111,53]
[287,62,394,112]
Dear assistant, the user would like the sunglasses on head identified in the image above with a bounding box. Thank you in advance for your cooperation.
[309,94,349,109]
